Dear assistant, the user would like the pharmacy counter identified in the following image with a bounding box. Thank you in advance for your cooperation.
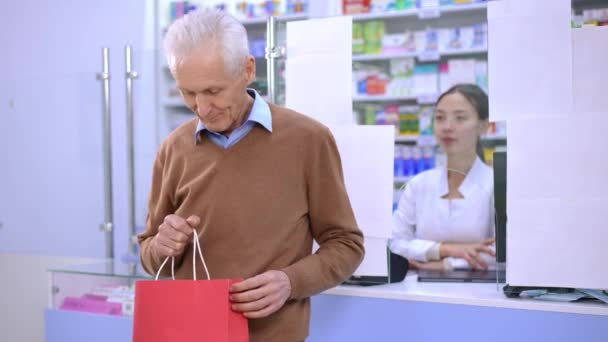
[307,272,608,342]
[46,266,608,342]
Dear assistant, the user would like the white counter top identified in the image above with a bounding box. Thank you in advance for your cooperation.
[323,273,608,316]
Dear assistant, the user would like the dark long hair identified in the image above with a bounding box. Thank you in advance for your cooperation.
[435,84,489,161]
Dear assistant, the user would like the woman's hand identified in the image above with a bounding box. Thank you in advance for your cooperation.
[440,238,496,270]
[409,260,445,271]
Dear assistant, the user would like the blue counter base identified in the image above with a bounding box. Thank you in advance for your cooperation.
[45,309,133,342]
[308,294,608,342]
[46,294,608,342]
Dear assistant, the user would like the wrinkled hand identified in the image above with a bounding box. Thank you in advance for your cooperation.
[440,238,496,270]
[229,270,292,319]
[409,260,445,271]
[151,214,200,257]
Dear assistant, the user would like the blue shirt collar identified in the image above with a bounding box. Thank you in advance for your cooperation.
[194,88,272,143]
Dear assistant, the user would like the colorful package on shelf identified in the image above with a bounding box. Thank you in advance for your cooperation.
[417,0,439,8]
[411,146,423,174]
[413,64,439,96]
[363,105,380,125]
[286,0,309,14]
[363,21,385,54]
[582,8,608,26]
[398,105,420,136]
[439,63,450,93]
[400,146,415,177]
[418,105,434,136]
[424,28,439,52]
[385,105,401,135]
[394,145,437,179]
[370,0,396,13]
[396,0,416,10]
[354,70,368,95]
[261,0,282,16]
[414,30,424,52]
[471,23,488,49]
[234,2,250,19]
[353,63,374,95]
[343,0,371,14]
[421,146,436,171]
[388,58,415,96]
[394,146,405,177]
[483,147,496,166]
[353,23,365,54]
[367,74,389,95]
[439,26,473,52]
[403,30,417,52]
[475,60,488,93]
[447,58,476,86]
[375,108,387,125]
[382,34,407,54]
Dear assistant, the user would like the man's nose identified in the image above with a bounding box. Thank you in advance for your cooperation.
[195,94,211,117]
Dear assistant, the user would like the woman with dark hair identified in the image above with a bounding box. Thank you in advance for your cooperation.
[389,84,496,271]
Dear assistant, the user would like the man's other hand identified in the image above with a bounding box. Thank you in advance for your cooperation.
[229,270,292,319]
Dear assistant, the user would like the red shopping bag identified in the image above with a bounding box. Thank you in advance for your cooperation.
[133,228,249,342]
[133,278,249,342]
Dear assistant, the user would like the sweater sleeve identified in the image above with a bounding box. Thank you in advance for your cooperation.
[281,126,365,300]
[389,181,441,262]
[137,145,181,277]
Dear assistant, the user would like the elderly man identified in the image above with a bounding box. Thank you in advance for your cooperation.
[137,9,364,342]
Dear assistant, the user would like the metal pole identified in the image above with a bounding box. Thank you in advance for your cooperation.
[125,45,139,257]
[266,16,277,103]
[96,48,114,259]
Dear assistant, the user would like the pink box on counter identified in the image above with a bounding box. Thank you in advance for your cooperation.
[60,297,123,316]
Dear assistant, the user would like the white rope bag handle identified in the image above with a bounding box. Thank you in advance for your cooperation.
[155,229,210,281]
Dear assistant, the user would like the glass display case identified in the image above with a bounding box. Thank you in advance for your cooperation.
[48,260,151,317]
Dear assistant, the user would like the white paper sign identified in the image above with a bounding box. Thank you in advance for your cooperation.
[352,237,389,277]
[507,115,608,201]
[330,125,395,239]
[507,115,608,289]
[507,198,608,289]
[488,15,572,121]
[286,17,354,126]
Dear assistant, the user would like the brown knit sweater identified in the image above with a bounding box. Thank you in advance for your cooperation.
[137,103,364,341]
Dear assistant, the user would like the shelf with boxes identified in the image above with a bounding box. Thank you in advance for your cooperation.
[45,261,152,341]
[348,1,488,21]
[351,16,489,103]
[164,1,309,24]
[352,46,487,62]
[239,12,309,25]
[48,261,149,318]
[344,1,504,188]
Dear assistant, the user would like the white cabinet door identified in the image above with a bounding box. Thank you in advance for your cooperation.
[0,0,157,258]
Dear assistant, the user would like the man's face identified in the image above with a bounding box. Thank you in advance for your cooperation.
[173,48,255,135]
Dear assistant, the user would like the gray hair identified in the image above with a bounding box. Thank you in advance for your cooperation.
[163,9,250,76]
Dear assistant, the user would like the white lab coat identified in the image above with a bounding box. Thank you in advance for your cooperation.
[389,157,495,269]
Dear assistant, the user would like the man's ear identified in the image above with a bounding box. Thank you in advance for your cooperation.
[244,56,256,84]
